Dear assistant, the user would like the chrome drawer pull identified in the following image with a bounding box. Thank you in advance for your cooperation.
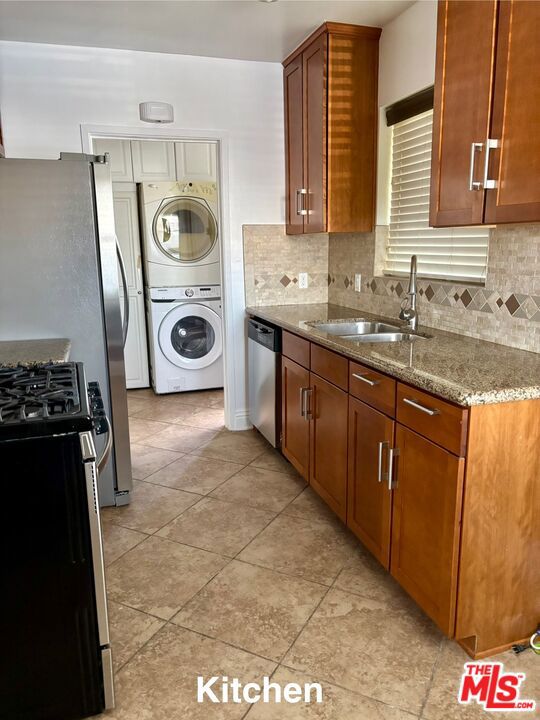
[352,372,380,387]
[403,397,440,416]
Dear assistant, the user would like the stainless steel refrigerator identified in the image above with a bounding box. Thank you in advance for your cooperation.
[0,154,132,506]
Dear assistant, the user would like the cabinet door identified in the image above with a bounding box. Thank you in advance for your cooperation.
[309,373,348,521]
[430,1,498,226]
[281,356,310,480]
[485,0,540,224]
[391,425,464,635]
[284,56,305,234]
[131,141,176,182]
[93,138,133,181]
[175,142,217,182]
[347,397,394,568]
[303,34,326,233]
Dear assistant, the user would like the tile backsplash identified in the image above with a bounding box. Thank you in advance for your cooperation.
[243,223,540,353]
[243,225,329,306]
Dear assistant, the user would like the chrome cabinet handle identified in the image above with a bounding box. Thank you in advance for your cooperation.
[296,188,308,216]
[377,440,390,483]
[299,387,306,418]
[483,138,499,190]
[306,387,313,420]
[352,372,380,387]
[388,448,399,490]
[403,397,440,416]
[469,142,483,191]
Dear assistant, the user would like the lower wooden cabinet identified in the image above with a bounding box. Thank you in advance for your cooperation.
[281,356,310,479]
[277,331,538,657]
[390,425,465,636]
[309,374,348,521]
[347,397,394,568]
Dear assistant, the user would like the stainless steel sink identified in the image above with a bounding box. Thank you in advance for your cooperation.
[311,320,401,336]
[341,332,427,343]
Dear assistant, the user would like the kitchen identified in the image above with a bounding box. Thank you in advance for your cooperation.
[0,1,538,718]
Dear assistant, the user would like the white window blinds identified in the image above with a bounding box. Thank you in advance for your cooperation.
[384,109,489,283]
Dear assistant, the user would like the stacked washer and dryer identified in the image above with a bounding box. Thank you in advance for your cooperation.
[140,146,223,394]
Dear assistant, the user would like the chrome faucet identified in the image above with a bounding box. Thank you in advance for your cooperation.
[399,255,418,331]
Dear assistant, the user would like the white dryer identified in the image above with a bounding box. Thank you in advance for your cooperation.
[140,180,220,287]
[146,285,223,394]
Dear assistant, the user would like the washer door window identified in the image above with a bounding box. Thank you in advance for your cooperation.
[153,197,218,263]
[159,304,222,370]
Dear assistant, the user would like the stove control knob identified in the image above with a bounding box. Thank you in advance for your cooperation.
[185,288,194,297]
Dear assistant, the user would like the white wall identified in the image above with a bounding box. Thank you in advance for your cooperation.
[379,0,437,107]
[376,0,437,224]
[0,41,285,428]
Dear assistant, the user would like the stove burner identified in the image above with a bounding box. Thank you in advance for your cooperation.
[0,363,81,424]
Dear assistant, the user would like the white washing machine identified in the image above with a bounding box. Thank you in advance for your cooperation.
[140,180,220,287]
[146,285,223,394]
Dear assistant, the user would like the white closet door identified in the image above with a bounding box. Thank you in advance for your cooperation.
[113,183,150,389]
[175,141,217,181]
[131,140,176,182]
[93,139,133,181]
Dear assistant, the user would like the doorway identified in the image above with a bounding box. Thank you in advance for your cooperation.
[83,126,232,429]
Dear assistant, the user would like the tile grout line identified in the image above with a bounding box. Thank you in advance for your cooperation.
[418,637,444,720]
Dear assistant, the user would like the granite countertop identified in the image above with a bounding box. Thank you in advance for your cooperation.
[0,339,72,368]
[246,303,540,406]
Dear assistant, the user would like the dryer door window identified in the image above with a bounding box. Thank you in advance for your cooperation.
[159,303,222,370]
[153,197,217,263]
[170,315,215,360]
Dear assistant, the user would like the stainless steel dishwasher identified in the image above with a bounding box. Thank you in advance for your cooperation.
[248,318,281,447]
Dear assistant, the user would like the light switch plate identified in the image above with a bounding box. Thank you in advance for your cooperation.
[355,273,362,292]
[299,272,308,289]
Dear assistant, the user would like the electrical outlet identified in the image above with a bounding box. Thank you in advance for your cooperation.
[299,272,308,289]
[355,273,362,292]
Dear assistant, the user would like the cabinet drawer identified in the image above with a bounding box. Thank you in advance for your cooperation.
[311,344,348,391]
[396,384,468,456]
[282,331,310,368]
[349,361,396,417]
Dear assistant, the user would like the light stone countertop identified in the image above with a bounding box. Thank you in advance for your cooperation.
[0,338,71,368]
[246,303,540,407]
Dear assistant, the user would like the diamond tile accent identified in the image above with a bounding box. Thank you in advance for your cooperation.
[505,294,520,315]
[461,289,473,307]
[425,286,435,301]
[280,275,291,287]
[496,297,504,308]
[395,282,404,297]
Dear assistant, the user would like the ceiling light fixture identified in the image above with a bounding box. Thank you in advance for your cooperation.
[259,0,278,3]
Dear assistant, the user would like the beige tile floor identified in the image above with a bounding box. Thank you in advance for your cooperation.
[96,388,538,719]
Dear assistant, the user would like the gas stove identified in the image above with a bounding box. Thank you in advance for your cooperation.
[0,362,106,441]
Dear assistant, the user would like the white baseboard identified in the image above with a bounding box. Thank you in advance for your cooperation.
[228,409,253,432]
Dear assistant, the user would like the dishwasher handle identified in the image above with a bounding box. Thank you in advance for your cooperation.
[247,318,281,352]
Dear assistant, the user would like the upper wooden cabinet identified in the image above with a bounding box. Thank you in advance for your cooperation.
[283,22,381,235]
[430,0,540,227]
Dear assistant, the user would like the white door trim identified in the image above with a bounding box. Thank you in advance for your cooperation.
[81,124,235,430]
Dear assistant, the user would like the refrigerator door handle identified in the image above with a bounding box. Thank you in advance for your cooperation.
[116,236,130,349]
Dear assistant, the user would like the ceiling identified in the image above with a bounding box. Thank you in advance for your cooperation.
[0,0,415,62]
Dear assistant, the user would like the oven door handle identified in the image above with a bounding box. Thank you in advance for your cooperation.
[97,415,113,474]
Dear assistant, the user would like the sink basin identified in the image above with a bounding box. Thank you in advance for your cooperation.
[341,332,427,343]
[311,321,400,336]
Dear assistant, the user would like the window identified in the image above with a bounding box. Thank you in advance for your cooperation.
[384,109,489,283]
